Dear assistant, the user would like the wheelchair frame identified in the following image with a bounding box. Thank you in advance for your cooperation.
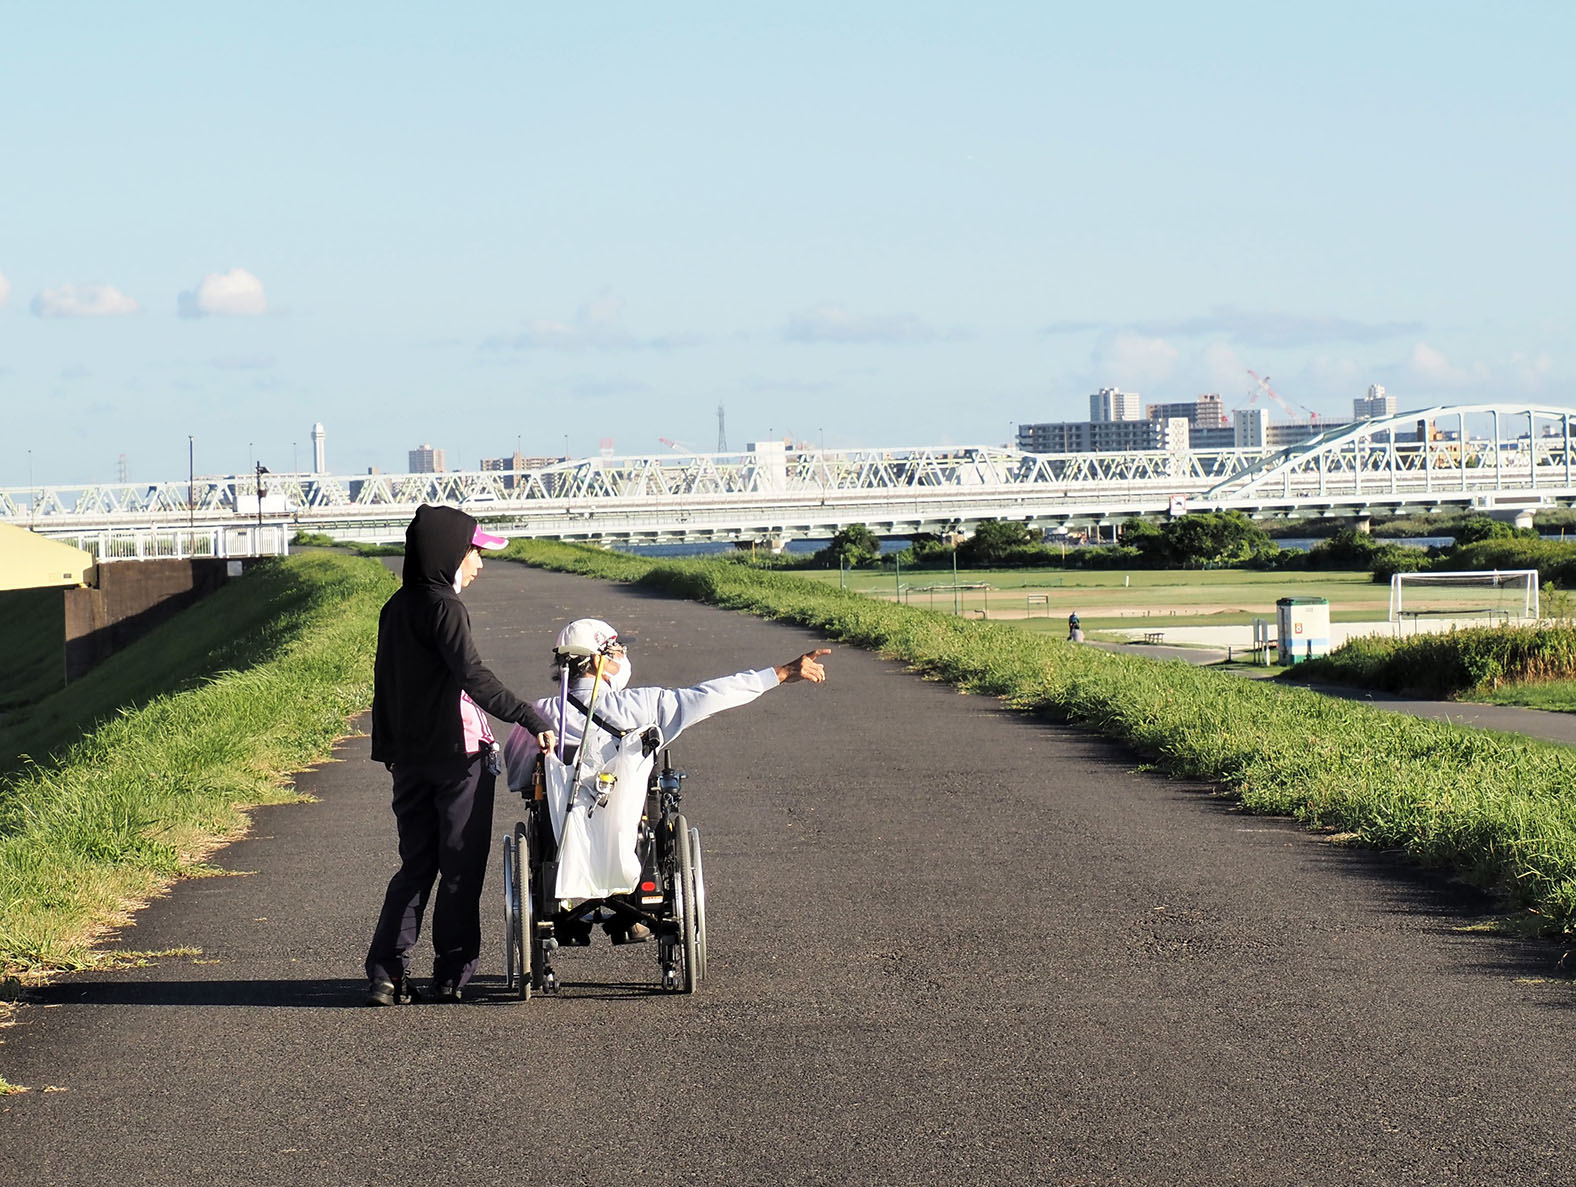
[501,749,708,998]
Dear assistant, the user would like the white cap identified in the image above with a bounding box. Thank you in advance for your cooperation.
[554,617,619,659]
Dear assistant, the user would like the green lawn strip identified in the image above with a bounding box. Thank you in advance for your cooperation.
[0,552,393,974]
[1474,681,1576,712]
[506,540,1576,935]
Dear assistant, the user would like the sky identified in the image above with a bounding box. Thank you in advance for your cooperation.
[2,1,1573,489]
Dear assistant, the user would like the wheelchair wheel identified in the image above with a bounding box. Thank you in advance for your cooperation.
[514,819,534,1001]
[674,813,698,994]
[501,830,525,997]
[688,826,708,983]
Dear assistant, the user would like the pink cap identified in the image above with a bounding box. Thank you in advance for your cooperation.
[471,527,509,550]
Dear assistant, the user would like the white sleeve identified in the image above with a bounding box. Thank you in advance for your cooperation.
[650,668,778,745]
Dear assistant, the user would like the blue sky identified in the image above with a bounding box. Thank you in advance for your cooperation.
[3,1,1572,487]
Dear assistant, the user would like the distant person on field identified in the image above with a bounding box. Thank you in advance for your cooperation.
[1068,611,1083,643]
[363,504,555,1007]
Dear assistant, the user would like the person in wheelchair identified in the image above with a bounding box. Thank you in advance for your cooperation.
[503,617,829,943]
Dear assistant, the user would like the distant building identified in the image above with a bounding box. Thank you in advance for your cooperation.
[1019,417,1189,453]
[481,451,527,475]
[1146,394,1227,429]
[311,422,327,473]
[1090,386,1143,422]
[481,451,560,488]
[1353,384,1396,419]
[409,444,446,473]
[1232,407,1268,448]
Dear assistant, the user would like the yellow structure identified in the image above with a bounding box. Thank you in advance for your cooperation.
[0,522,93,591]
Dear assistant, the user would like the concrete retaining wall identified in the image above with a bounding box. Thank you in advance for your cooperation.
[63,559,259,682]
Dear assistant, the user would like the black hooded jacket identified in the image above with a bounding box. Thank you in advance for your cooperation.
[369,504,550,765]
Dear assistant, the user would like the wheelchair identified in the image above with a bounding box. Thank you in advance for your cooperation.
[501,749,707,998]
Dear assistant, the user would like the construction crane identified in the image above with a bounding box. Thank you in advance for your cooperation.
[658,437,699,455]
[1246,370,1319,424]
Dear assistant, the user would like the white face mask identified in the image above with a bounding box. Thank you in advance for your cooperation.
[452,572,464,594]
[604,657,631,693]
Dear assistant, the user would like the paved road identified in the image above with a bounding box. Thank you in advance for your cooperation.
[3,564,1574,1186]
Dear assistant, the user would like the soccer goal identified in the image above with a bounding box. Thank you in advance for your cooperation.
[1389,569,1540,627]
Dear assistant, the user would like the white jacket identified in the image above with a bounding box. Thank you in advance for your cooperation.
[502,668,778,899]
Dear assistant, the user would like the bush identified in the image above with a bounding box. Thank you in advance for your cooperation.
[1290,623,1576,697]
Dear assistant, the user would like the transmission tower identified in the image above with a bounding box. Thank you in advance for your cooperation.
[117,453,128,482]
[716,404,728,452]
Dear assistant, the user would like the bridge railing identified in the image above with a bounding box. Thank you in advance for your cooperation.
[41,523,293,563]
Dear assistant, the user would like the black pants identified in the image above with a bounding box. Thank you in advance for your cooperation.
[365,752,495,988]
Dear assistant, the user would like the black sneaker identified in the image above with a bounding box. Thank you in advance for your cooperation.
[430,982,464,1003]
[364,975,419,1006]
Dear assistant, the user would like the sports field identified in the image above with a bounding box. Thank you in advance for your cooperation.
[797,567,1394,634]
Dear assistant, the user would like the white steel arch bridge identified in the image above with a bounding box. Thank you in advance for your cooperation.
[4,403,1574,558]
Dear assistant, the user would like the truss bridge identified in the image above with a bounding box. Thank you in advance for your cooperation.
[5,403,1573,557]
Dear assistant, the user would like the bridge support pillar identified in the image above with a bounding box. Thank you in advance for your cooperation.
[1353,516,1372,535]
[1515,509,1536,532]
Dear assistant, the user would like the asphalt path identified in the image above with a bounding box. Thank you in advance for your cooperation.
[3,563,1574,1186]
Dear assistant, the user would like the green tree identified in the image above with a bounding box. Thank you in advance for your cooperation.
[957,520,1035,566]
[1119,518,1166,565]
[1159,511,1275,567]
[1452,516,1516,546]
[817,524,883,568]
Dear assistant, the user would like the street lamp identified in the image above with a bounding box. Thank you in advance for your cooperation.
[188,434,196,557]
[27,448,34,527]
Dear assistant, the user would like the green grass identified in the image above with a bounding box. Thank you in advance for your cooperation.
[0,552,394,973]
[1476,682,1576,711]
[0,557,376,777]
[1286,624,1576,702]
[804,565,1393,629]
[505,539,1576,936]
[0,588,67,712]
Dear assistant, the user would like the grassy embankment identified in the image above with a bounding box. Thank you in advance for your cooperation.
[505,539,1576,936]
[0,551,393,977]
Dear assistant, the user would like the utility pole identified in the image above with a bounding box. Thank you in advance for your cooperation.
[953,547,960,616]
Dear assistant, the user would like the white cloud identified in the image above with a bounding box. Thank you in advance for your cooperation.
[1093,332,1179,389]
[0,270,10,306]
[1509,351,1554,391]
[178,268,268,318]
[1200,341,1249,394]
[30,283,140,318]
[1135,307,1421,348]
[784,303,964,345]
[485,293,700,352]
[210,353,277,371]
[1409,341,1477,387]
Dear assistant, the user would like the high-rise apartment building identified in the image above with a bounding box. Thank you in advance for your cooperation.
[1018,417,1190,453]
[311,422,327,473]
[409,444,446,473]
[1353,384,1396,419]
[1089,386,1142,422]
[1145,394,1227,429]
